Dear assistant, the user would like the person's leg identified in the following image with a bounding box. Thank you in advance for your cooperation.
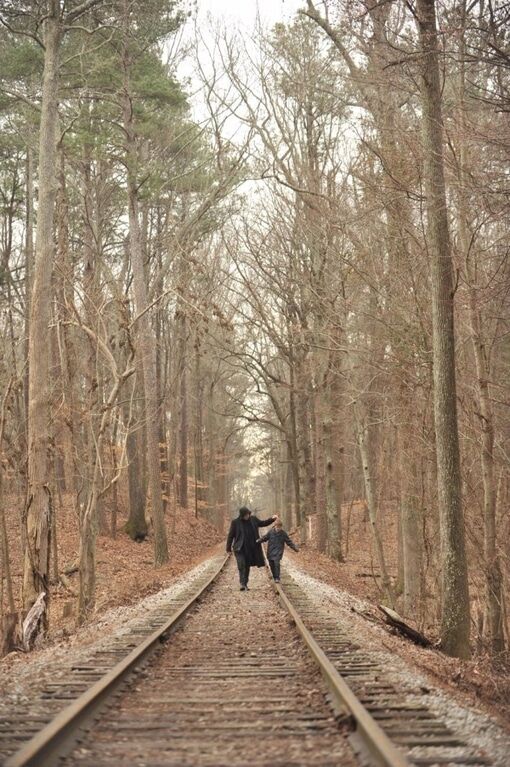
[245,564,251,588]
[235,552,247,588]
[268,559,277,579]
[273,559,281,581]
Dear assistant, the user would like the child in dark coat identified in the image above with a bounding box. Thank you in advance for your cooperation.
[257,520,299,582]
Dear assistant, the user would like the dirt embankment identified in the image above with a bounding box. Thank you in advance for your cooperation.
[2,493,223,648]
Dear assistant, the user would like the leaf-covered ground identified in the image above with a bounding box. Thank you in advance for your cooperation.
[2,492,223,646]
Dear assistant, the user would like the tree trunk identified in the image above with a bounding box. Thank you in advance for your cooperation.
[400,411,423,618]
[205,384,223,528]
[288,359,301,528]
[283,442,295,529]
[193,343,206,513]
[455,16,503,651]
[81,137,107,535]
[295,357,315,542]
[416,0,471,658]
[124,164,168,564]
[324,374,344,562]
[0,383,15,619]
[24,141,34,438]
[324,415,340,560]
[217,445,228,533]
[78,371,129,620]
[127,185,168,563]
[124,374,148,542]
[467,279,503,652]
[123,301,148,541]
[177,311,188,509]
[55,150,78,496]
[23,11,61,636]
[357,417,395,608]
[325,332,344,561]
[314,393,327,552]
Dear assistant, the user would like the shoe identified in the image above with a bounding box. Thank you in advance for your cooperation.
[240,586,246,591]
[245,585,250,590]
[274,578,280,583]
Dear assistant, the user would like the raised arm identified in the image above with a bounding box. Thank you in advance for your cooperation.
[257,533,270,544]
[255,515,276,527]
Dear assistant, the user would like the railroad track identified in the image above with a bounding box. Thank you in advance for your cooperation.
[276,571,492,767]
[1,554,228,766]
[2,555,493,767]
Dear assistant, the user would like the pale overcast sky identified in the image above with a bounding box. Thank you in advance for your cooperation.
[196,0,303,26]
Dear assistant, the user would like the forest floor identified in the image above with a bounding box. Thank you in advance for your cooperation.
[2,491,223,647]
[288,503,510,729]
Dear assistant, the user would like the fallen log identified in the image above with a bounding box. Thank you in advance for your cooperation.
[378,605,432,647]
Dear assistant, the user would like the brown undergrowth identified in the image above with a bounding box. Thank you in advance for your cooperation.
[2,492,223,648]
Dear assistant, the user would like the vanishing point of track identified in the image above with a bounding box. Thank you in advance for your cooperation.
[3,555,491,767]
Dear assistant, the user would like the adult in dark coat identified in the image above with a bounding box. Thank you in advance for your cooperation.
[226,507,277,590]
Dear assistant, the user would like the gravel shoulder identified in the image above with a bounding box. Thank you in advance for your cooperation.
[285,556,510,767]
[0,549,222,704]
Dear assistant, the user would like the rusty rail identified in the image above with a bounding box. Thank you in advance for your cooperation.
[5,554,229,767]
[273,578,410,767]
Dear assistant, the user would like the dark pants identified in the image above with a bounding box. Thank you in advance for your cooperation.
[269,558,281,580]
[235,551,251,587]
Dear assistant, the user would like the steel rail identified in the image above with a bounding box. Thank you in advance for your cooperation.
[273,579,411,767]
[6,553,230,767]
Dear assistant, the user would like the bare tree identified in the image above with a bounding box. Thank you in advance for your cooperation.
[415,0,470,658]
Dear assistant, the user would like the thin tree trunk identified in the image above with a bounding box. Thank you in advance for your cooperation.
[81,137,107,536]
[357,417,395,608]
[288,359,301,528]
[194,343,206,512]
[23,10,61,636]
[123,314,148,540]
[467,286,503,650]
[324,415,340,560]
[155,229,169,514]
[125,409,148,542]
[0,381,15,618]
[283,442,295,529]
[400,410,423,617]
[79,369,130,620]
[416,0,471,658]
[123,112,168,564]
[110,419,119,538]
[295,357,314,542]
[55,150,77,496]
[314,392,327,551]
[177,315,188,509]
[205,383,216,525]
[325,331,344,561]
[455,11,503,651]
[24,142,34,438]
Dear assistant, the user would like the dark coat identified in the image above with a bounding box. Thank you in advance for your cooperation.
[226,515,274,567]
[258,528,298,561]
